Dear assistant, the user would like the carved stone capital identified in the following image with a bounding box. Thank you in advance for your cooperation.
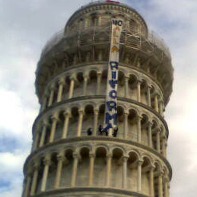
[42,119,49,127]
[94,107,99,114]
[73,152,81,160]
[89,152,96,158]
[122,156,129,162]
[70,74,77,81]
[57,152,66,162]
[137,159,144,166]
[58,77,65,85]
[43,155,51,166]
[78,108,84,115]
[50,83,56,90]
[106,153,113,159]
[33,160,40,170]
[124,110,129,116]
[63,110,71,117]
[51,113,59,121]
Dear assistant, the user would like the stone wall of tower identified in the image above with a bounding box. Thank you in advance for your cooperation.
[22,2,173,197]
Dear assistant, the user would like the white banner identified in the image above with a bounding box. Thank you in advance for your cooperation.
[103,18,123,136]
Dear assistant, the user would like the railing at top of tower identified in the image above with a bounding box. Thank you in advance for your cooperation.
[40,27,171,60]
[82,0,120,7]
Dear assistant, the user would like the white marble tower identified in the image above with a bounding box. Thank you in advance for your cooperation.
[22,1,173,197]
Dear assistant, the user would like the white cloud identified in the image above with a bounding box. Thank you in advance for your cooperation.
[0,88,37,142]
[0,151,26,174]
[0,90,24,134]
[0,151,29,197]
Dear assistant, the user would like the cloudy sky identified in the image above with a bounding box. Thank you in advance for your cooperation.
[0,0,197,196]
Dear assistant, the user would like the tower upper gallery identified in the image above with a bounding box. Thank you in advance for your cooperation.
[35,0,173,106]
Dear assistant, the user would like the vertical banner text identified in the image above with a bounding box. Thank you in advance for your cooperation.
[103,18,123,135]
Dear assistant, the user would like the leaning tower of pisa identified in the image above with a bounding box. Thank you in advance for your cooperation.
[22,1,173,197]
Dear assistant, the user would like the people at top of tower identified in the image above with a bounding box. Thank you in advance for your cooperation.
[87,127,93,136]
[98,124,118,137]
[113,126,118,137]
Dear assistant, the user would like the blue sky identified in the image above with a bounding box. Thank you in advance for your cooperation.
[0,0,197,196]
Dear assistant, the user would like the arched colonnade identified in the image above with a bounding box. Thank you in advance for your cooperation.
[24,144,170,197]
[41,65,164,116]
[33,100,168,157]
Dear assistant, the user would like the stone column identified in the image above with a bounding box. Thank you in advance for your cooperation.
[62,60,66,69]
[122,156,128,189]
[158,173,163,197]
[137,160,143,192]
[39,121,48,147]
[62,111,71,139]
[32,129,40,151]
[124,112,129,139]
[83,75,89,96]
[49,113,59,143]
[77,109,84,137]
[149,165,155,197]
[137,115,142,143]
[73,55,78,64]
[86,52,91,62]
[124,76,129,98]
[156,129,161,153]
[98,15,101,26]
[148,121,153,148]
[137,81,141,102]
[89,152,95,186]
[57,78,65,102]
[22,170,32,197]
[164,177,169,197]
[159,100,164,116]
[41,155,51,192]
[97,71,102,95]
[41,94,48,112]
[162,137,167,157]
[71,152,80,187]
[165,141,168,158]
[98,50,103,61]
[30,161,39,196]
[167,182,170,197]
[68,75,76,99]
[93,108,99,136]
[154,94,159,112]
[106,153,112,187]
[125,54,129,64]
[48,84,55,106]
[136,58,141,68]
[54,152,65,189]
[85,18,89,28]
[147,85,151,107]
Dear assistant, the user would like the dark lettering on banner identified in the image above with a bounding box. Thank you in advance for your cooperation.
[110,61,119,70]
[112,71,116,79]
[109,80,118,89]
[106,101,117,111]
[105,112,117,125]
[112,20,123,26]
[109,90,117,99]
